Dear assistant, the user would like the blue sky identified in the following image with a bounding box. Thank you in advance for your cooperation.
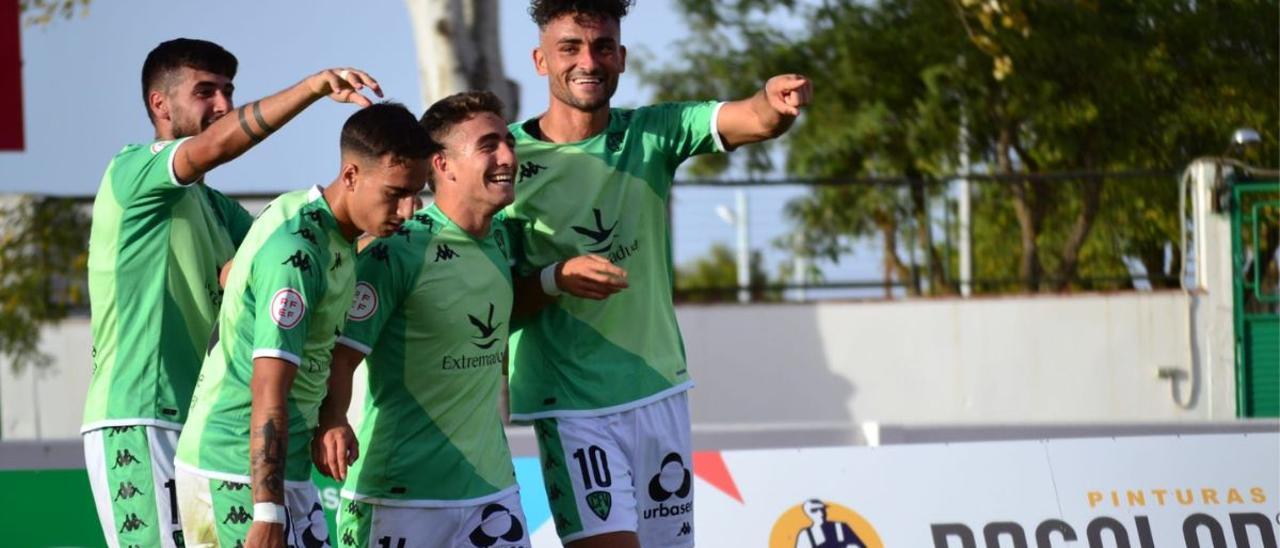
[0,0,880,286]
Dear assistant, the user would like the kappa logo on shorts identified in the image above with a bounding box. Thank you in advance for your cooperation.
[106,425,138,437]
[586,490,612,521]
[468,303,502,349]
[345,500,364,518]
[348,282,378,321]
[678,522,692,536]
[468,503,525,547]
[342,529,357,546]
[120,513,149,533]
[216,480,248,491]
[223,505,252,525]
[114,481,145,501]
[112,449,142,469]
[270,288,306,329]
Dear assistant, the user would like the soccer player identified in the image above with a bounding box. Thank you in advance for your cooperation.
[312,91,527,548]
[82,36,385,548]
[173,102,432,547]
[505,1,813,546]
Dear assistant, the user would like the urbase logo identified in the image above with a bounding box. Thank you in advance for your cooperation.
[348,282,378,321]
[769,499,883,548]
[468,503,526,547]
[644,453,693,520]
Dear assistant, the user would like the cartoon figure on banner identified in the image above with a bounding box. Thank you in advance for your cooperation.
[769,499,882,548]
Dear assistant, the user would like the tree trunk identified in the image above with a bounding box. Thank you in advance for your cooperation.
[876,217,915,298]
[405,0,520,120]
[999,125,1043,292]
[1051,176,1104,291]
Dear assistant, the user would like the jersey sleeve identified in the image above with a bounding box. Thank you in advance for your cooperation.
[249,234,324,366]
[206,187,255,246]
[111,138,196,204]
[640,101,727,168]
[337,239,412,355]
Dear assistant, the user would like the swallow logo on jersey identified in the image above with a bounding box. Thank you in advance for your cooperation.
[571,209,618,253]
[293,227,318,244]
[120,513,149,532]
[270,288,306,329]
[150,140,172,154]
[468,503,525,547]
[586,491,613,521]
[114,481,144,501]
[223,505,252,525]
[112,449,141,469]
[348,282,378,322]
[518,161,547,183]
[367,243,391,264]
[468,303,502,349]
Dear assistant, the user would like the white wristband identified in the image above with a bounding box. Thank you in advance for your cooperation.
[253,502,287,524]
[540,262,562,296]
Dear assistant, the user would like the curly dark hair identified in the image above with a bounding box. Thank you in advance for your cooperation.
[528,0,634,28]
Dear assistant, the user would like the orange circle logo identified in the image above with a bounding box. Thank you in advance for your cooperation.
[769,499,883,548]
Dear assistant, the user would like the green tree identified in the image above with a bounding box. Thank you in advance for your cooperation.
[0,196,91,372]
[675,243,779,303]
[645,0,1278,293]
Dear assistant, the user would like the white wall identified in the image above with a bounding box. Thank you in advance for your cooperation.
[1,290,1236,440]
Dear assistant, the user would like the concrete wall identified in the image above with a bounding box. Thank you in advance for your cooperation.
[1,290,1235,440]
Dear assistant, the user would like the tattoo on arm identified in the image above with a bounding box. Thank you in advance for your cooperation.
[250,417,286,501]
[236,101,276,143]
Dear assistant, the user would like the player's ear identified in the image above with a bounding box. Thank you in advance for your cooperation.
[149,90,169,122]
[431,152,448,180]
[340,159,359,191]
[533,47,548,76]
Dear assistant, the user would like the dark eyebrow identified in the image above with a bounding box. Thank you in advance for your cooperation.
[556,37,584,46]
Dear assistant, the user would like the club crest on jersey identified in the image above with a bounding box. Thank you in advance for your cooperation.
[348,282,378,321]
[270,288,306,329]
[150,140,173,154]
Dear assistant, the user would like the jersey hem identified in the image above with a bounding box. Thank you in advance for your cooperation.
[335,336,372,356]
[340,483,519,509]
[175,460,314,489]
[80,418,184,435]
[252,348,302,366]
[509,380,694,423]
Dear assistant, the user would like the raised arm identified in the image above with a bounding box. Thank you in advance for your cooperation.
[714,74,812,150]
[247,356,297,548]
[174,68,382,184]
[312,344,364,481]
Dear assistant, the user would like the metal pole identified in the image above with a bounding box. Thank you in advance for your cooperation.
[736,188,750,303]
[958,112,973,298]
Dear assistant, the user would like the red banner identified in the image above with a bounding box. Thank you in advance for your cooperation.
[0,0,24,151]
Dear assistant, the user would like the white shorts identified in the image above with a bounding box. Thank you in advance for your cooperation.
[533,391,694,546]
[337,489,528,547]
[84,425,184,548]
[175,467,330,547]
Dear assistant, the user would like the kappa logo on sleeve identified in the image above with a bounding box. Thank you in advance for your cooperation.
[348,282,378,321]
[270,288,306,329]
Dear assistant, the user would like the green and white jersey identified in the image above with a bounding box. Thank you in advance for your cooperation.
[176,186,356,484]
[337,204,516,506]
[503,101,726,420]
[84,139,254,433]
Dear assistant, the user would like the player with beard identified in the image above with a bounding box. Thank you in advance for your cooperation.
[82,37,383,547]
[504,2,812,546]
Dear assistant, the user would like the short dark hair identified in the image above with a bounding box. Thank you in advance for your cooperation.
[417,91,507,189]
[529,0,634,28]
[340,102,433,166]
[141,38,238,122]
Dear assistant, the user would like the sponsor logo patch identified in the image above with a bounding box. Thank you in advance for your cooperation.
[150,140,172,154]
[348,282,378,321]
[270,288,306,329]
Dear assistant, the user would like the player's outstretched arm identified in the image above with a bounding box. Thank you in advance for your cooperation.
[511,255,630,319]
[312,344,363,481]
[247,356,298,548]
[173,67,383,184]
[715,74,813,150]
